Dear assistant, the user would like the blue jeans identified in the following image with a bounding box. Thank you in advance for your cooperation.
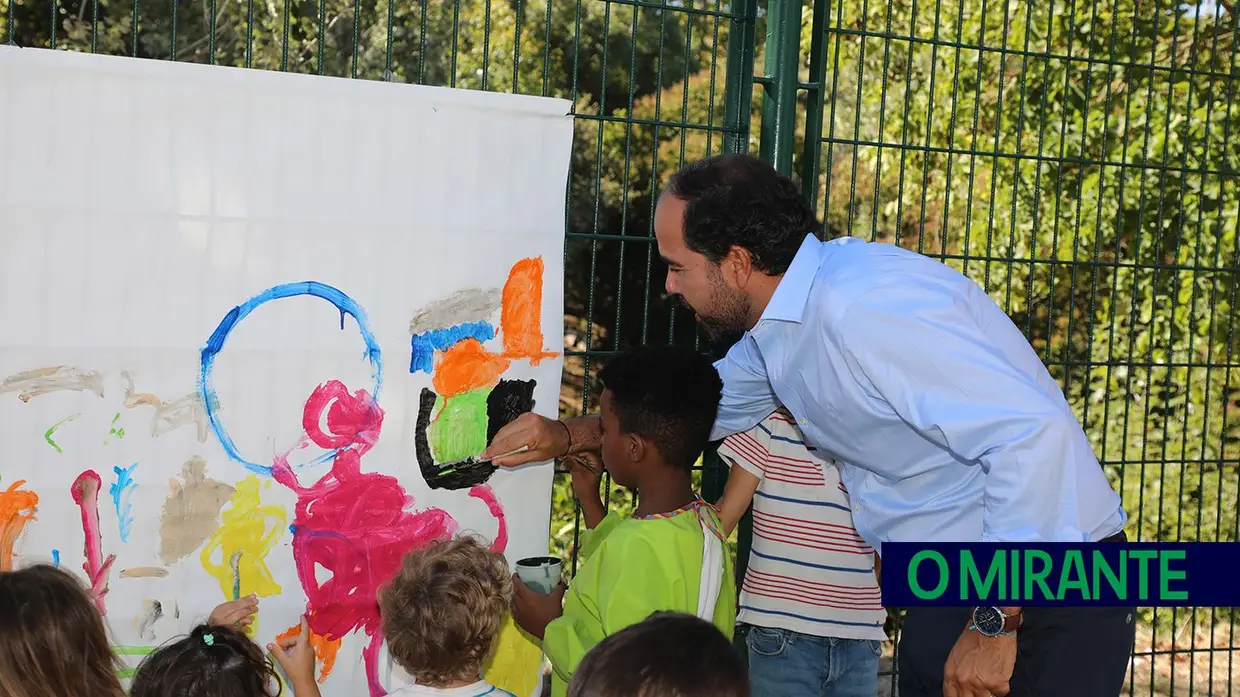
[744,624,881,697]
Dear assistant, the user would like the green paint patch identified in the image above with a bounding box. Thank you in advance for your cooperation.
[43,413,80,453]
[114,645,156,678]
[428,389,489,463]
[105,413,125,444]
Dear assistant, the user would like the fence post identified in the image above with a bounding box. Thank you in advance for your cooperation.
[722,0,759,155]
[759,0,804,175]
[800,0,830,210]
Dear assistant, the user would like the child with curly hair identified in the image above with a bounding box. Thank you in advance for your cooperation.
[377,535,517,696]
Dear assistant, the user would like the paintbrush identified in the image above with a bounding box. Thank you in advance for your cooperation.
[487,444,531,463]
[556,451,602,476]
[433,444,532,480]
[230,552,242,600]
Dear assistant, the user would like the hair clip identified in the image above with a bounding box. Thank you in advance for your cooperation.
[203,633,215,646]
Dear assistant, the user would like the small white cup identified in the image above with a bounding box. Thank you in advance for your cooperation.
[515,556,563,595]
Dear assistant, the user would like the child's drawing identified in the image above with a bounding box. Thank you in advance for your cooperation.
[0,45,572,697]
[192,276,540,695]
[0,257,558,696]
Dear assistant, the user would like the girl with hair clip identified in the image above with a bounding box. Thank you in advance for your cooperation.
[131,616,320,697]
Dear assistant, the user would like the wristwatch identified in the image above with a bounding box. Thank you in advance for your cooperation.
[968,606,1022,637]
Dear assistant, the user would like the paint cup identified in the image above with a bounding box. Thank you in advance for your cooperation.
[515,556,563,595]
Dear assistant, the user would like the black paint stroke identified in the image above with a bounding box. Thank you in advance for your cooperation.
[486,379,537,444]
[414,380,538,491]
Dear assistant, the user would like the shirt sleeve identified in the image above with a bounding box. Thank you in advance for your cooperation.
[716,423,770,479]
[541,533,681,687]
[837,284,1101,543]
[578,511,624,560]
[710,336,779,442]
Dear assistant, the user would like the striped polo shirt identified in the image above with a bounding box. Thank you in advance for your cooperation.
[717,408,888,641]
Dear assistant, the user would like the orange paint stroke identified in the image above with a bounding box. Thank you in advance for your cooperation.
[0,481,39,571]
[276,622,342,684]
[500,257,559,365]
[432,339,509,398]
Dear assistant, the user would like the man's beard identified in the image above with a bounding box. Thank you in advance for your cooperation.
[675,286,750,341]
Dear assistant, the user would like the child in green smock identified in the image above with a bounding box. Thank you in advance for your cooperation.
[510,346,736,697]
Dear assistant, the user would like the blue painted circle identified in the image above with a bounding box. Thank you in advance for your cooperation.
[199,282,383,476]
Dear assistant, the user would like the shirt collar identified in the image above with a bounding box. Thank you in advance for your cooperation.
[757,234,824,325]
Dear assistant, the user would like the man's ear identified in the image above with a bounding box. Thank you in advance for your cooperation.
[723,245,754,286]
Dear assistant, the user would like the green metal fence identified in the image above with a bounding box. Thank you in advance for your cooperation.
[4,0,1237,694]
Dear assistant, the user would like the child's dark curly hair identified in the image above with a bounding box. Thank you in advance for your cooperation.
[130,624,280,697]
[567,611,749,697]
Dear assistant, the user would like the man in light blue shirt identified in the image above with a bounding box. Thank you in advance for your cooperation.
[485,154,1135,697]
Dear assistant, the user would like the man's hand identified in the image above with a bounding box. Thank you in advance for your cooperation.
[511,574,566,641]
[482,413,570,467]
[208,594,258,629]
[943,626,1017,697]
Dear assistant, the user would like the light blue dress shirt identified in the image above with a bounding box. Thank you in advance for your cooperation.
[711,234,1127,551]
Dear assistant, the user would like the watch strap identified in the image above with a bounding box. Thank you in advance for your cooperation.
[1000,609,1023,634]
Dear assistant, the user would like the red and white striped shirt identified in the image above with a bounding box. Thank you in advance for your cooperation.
[718,408,887,641]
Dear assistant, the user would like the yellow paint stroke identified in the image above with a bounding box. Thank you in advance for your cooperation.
[200,476,285,637]
[276,622,342,684]
[483,612,544,697]
[0,480,39,571]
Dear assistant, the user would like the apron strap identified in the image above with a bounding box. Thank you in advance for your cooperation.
[694,497,725,623]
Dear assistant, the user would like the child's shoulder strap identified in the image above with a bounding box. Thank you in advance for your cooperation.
[694,494,725,623]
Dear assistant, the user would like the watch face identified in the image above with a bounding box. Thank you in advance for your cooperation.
[973,606,1005,635]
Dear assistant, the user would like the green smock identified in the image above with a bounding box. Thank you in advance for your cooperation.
[541,506,736,697]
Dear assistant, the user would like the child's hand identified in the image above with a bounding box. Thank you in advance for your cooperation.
[511,574,566,641]
[208,594,258,629]
[566,451,603,490]
[268,615,319,693]
[565,452,606,528]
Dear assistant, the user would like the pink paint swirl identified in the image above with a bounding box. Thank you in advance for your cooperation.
[276,380,507,697]
[469,483,508,554]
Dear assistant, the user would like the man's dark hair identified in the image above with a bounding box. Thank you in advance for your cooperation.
[664,153,821,275]
[567,611,749,697]
[597,345,722,471]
